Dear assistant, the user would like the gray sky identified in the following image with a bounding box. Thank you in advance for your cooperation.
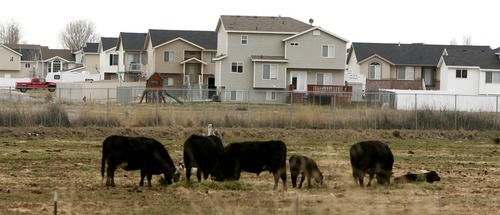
[2,0,499,49]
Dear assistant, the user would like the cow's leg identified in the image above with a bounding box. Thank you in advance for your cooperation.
[356,170,365,188]
[106,165,116,187]
[280,167,287,191]
[367,173,374,187]
[184,158,193,183]
[299,172,306,188]
[290,172,298,188]
[196,169,202,182]
[203,171,209,181]
[147,173,153,187]
[139,170,146,186]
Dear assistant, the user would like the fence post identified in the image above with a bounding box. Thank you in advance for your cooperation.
[496,96,499,130]
[155,90,159,126]
[454,94,457,130]
[9,87,12,126]
[106,88,110,127]
[289,90,293,128]
[333,93,337,129]
[415,93,418,130]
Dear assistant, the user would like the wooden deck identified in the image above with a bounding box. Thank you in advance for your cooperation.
[287,85,353,105]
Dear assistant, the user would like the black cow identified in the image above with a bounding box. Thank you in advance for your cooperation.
[212,140,287,190]
[349,140,394,187]
[289,154,324,188]
[101,135,177,187]
[183,134,224,183]
[394,171,441,184]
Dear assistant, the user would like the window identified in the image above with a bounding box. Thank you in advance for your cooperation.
[25,63,30,68]
[164,51,174,62]
[290,42,300,46]
[231,62,243,73]
[185,51,201,60]
[317,73,332,85]
[456,69,467,78]
[369,62,381,79]
[313,30,321,36]
[322,45,335,58]
[166,77,174,86]
[397,66,415,80]
[241,35,248,45]
[9,57,14,61]
[230,90,243,101]
[266,91,276,100]
[54,75,61,80]
[486,71,500,83]
[263,64,278,80]
[109,54,118,66]
[52,60,61,73]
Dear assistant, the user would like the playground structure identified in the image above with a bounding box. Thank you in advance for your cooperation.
[139,73,184,104]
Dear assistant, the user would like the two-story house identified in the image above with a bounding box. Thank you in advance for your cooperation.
[347,42,500,97]
[213,15,349,104]
[115,32,147,82]
[0,44,23,78]
[98,37,119,80]
[74,42,99,74]
[143,29,217,99]
[438,46,500,95]
[41,47,77,76]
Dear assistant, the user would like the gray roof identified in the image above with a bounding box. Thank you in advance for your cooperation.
[219,15,312,33]
[351,42,492,66]
[149,29,217,50]
[101,37,118,51]
[119,32,147,51]
[8,44,43,61]
[83,43,99,53]
[443,47,500,69]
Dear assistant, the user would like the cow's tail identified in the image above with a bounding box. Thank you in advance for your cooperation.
[101,136,110,182]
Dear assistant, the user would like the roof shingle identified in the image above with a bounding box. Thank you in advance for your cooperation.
[220,15,312,33]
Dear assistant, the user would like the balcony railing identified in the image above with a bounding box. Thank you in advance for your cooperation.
[128,63,141,72]
[307,85,352,95]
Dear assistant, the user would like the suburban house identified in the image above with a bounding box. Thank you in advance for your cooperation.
[115,32,147,82]
[213,15,350,104]
[7,44,77,79]
[347,43,500,98]
[98,37,119,80]
[143,29,217,99]
[438,46,500,95]
[74,42,99,74]
[0,44,23,78]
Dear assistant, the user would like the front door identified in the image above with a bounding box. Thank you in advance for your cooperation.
[291,71,307,92]
[423,67,433,87]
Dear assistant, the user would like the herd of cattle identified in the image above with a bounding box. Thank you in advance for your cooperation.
[101,132,441,190]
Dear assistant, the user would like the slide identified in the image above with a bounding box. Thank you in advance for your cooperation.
[163,90,184,105]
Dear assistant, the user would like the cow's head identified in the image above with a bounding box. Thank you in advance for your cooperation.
[426,171,441,183]
[376,170,392,185]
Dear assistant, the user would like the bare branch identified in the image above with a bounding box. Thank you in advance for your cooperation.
[58,20,100,51]
[0,19,23,45]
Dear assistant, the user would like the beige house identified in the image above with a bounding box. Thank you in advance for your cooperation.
[213,15,349,104]
[115,32,147,82]
[73,42,99,74]
[0,44,22,78]
[143,29,217,99]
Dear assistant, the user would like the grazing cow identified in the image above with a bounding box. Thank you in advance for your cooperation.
[212,140,287,190]
[101,135,177,187]
[289,154,324,188]
[394,171,441,184]
[183,133,224,183]
[349,140,394,187]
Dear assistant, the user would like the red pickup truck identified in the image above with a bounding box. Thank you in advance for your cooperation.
[15,78,57,93]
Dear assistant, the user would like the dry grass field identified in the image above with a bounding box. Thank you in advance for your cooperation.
[0,126,499,214]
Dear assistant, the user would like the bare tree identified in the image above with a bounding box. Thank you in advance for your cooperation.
[59,19,100,51]
[463,35,472,45]
[450,38,458,45]
[0,19,23,45]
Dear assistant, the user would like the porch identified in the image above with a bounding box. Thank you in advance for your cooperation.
[287,84,353,105]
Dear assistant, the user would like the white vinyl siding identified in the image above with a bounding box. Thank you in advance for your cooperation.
[397,66,415,80]
[262,64,278,80]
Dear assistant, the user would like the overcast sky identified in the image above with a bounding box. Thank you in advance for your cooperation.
[2,0,499,49]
